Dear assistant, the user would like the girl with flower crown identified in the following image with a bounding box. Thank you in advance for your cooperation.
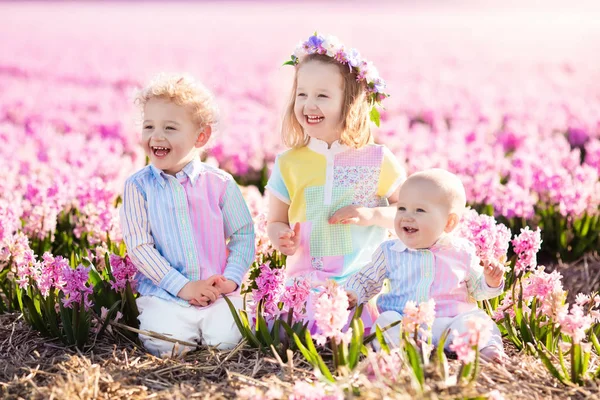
[266,34,405,310]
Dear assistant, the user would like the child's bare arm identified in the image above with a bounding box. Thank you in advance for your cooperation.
[267,194,301,255]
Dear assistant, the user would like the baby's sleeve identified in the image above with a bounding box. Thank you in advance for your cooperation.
[265,155,291,204]
[344,244,388,305]
[376,146,406,199]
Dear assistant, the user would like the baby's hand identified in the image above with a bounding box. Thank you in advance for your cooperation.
[483,259,505,288]
[329,205,373,226]
[346,290,358,309]
[278,223,301,256]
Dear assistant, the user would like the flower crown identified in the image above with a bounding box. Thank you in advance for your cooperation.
[284,32,388,126]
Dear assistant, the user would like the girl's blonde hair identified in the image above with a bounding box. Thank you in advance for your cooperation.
[281,54,373,149]
[135,73,219,130]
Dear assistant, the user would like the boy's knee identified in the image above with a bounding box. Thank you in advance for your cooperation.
[141,335,196,358]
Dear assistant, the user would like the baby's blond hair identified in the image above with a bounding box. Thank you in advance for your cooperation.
[405,169,467,215]
[135,73,219,130]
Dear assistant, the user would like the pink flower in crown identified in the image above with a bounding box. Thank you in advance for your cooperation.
[313,281,352,346]
[511,227,542,274]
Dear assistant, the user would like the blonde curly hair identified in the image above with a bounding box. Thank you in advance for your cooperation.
[281,54,373,149]
[135,73,219,130]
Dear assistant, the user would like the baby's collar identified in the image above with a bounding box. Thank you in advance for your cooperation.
[390,234,454,253]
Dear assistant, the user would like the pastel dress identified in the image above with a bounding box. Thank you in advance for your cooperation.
[266,137,405,285]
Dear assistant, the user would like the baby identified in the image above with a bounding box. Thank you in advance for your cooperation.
[345,168,505,361]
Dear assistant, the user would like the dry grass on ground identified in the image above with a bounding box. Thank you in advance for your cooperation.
[1,256,599,399]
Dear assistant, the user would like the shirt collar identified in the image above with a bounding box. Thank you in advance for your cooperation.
[307,137,349,156]
[390,234,455,253]
[149,158,205,187]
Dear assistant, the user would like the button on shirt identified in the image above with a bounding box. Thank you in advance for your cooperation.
[344,235,504,318]
[120,159,255,306]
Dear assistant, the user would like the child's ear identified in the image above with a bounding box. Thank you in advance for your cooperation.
[444,213,460,233]
[195,125,212,148]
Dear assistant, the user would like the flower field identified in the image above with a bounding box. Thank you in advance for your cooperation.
[1,1,600,399]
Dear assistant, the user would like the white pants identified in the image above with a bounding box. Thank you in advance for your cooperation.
[374,308,503,353]
[137,295,243,357]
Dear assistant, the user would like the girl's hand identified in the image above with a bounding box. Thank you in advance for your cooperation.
[483,259,505,288]
[278,223,301,256]
[329,205,374,226]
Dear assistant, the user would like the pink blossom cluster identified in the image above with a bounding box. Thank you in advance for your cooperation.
[313,281,352,346]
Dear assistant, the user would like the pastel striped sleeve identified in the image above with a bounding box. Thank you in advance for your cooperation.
[376,146,406,199]
[221,179,256,286]
[464,242,504,300]
[265,155,290,204]
[344,245,388,305]
[120,178,190,296]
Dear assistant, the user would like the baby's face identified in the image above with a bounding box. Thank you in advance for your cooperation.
[394,179,452,249]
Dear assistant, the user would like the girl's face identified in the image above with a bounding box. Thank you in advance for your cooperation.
[142,97,209,176]
[294,61,345,146]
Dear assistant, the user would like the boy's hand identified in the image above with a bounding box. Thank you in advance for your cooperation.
[208,274,238,295]
[483,259,505,288]
[178,279,220,306]
[347,291,358,309]
[278,223,301,256]
[329,205,373,226]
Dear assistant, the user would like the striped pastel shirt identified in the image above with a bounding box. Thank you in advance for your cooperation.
[120,159,255,306]
[345,235,503,318]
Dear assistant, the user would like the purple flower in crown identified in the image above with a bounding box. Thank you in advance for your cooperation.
[346,48,362,69]
[304,34,325,54]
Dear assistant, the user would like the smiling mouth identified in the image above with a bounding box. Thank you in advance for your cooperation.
[305,115,324,124]
[403,227,419,234]
[152,146,171,157]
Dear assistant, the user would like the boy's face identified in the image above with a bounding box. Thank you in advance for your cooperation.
[142,98,208,176]
[394,179,453,249]
[294,60,345,145]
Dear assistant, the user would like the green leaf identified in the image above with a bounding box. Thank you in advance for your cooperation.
[374,325,390,354]
[531,343,569,385]
[23,294,49,336]
[404,340,424,388]
[348,318,365,369]
[369,107,381,127]
[59,297,75,345]
[435,329,450,380]
[364,319,401,345]
[282,60,296,66]
[256,309,274,348]
[223,295,261,348]
[272,319,281,347]
[123,282,140,329]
